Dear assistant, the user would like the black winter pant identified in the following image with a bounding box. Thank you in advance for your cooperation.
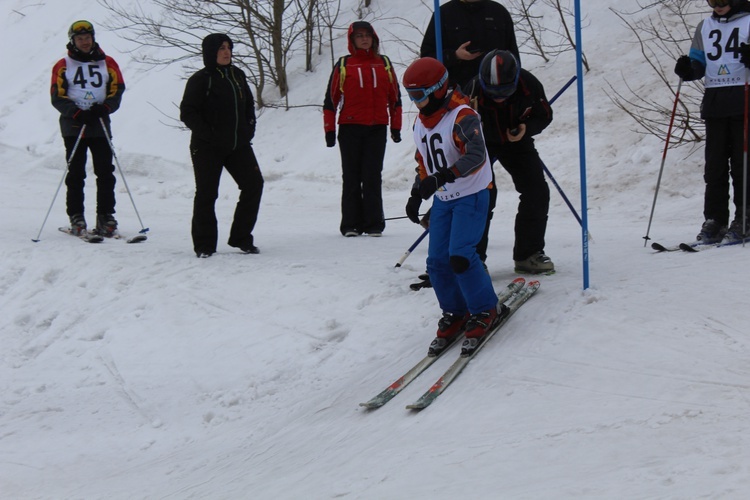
[482,140,550,262]
[337,124,387,235]
[703,115,747,226]
[191,142,264,254]
[64,135,116,217]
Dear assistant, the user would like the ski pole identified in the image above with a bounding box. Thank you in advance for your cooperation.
[541,76,588,233]
[549,75,577,105]
[32,125,87,242]
[385,214,427,221]
[540,159,587,231]
[395,228,428,267]
[99,118,149,235]
[643,78,683,247]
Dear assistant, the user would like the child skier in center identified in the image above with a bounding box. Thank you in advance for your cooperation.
[403,57,507,357]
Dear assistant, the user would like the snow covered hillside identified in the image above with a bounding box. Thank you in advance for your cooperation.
[1,0,749,498]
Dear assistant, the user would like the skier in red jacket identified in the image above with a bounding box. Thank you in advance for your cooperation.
[323,21,402,237]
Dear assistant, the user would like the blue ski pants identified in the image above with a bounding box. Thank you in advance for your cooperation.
[427,189,498,315]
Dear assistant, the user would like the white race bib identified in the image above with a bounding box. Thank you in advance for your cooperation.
[64,57,108,109]
[413,104,492,202]
[701,16,750,88]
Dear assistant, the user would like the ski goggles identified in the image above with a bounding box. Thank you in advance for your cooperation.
[479,72,519,101]
[405,71,449,103]
[70,20,94,35]
[707,0,731,7]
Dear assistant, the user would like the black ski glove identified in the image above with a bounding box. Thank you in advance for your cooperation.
[405,189,422,224]
[674,55,693,80]
[740,43,750,69]
[89,103,110,118]
[325,131,336,148]
[418,169,455,200]
[391,128,401,143]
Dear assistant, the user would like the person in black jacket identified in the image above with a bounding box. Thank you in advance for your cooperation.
[465,50,554,274]
[180,33,264,258]
[420,0,519,90]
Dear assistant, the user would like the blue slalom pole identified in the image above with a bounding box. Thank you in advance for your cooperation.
[574,0,590,290]
[433,0,443,63]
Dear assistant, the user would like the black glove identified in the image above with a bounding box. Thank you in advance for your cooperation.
[89,103,110,118]
[740,43,750,69]
[418,169,455,200]
[325,131,336,148]
[674,55,693,80]
[405,189,422,224]
[73,109,95,124]
[391,128,401,143]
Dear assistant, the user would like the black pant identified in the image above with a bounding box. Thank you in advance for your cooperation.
[64,136,116,217]
[704,115,747,225]
[337,124,387,235]
[484,141,550,262]
[191,142,264,254]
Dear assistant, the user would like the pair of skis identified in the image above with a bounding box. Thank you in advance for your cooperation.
[360,277,540,411]
[651,238,745,253]
[58,226,147,244]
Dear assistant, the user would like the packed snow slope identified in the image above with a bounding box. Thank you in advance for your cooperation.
[1,0,749,498]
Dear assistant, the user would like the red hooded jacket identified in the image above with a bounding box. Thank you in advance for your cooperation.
[323,22,402,133]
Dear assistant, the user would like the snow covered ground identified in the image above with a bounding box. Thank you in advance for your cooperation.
[2,0,749,498]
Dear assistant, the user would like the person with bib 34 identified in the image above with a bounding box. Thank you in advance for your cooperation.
[50,20,125,237]
[403,57,506,357]
[674,0,750,244]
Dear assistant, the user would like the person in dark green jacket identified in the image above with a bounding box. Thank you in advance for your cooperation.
[180,33,264,258]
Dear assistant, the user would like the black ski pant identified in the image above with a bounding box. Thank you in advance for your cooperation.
[703,115,747,226]
[64,135,116,217]
[337,124,387,235]
[482,141,550,262]
[190,142,264,254]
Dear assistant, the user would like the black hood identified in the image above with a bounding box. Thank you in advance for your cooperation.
[202,33,233,68]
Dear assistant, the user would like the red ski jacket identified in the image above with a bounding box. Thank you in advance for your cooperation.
[323,24,402,133]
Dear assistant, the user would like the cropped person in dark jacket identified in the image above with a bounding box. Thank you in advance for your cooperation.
[420,0,519,90]
[465,50,554,274]
[674,0,750,244]
[323,21,402,237]
[180,33,264,258]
